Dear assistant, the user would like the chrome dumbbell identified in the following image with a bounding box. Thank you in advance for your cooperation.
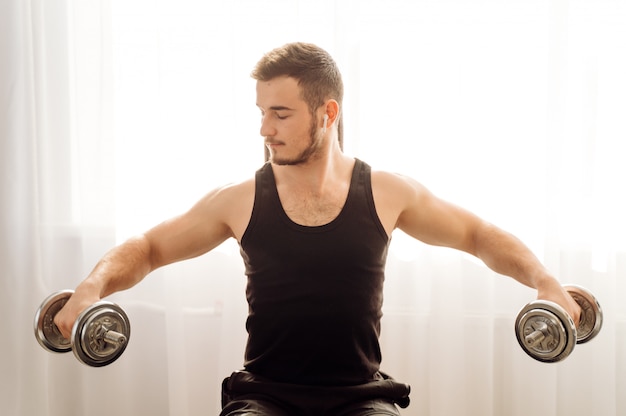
[34,290,131,367]
[515,285,602,363]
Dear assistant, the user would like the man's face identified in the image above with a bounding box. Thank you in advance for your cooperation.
[256,76,323,165]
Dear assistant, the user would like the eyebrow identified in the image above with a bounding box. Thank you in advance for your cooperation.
[257,105,296,112]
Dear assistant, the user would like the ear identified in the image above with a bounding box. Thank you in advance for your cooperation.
[322,100,340,129]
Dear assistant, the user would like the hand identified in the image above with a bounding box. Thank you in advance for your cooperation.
[53,290,101,340]
[536,281,582,327]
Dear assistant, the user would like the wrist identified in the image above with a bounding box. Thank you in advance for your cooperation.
[532,271,561,292]
[74,278,105,301]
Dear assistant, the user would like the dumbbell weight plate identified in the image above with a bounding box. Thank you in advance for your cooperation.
[34,290,74,353]
[71,301,131,367]
[565,285,602,344]
[515,300,577,363]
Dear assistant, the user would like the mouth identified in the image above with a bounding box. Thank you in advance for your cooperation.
[265,141,284,148]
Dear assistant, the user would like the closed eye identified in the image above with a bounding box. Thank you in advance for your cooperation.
[257,105,294,121]
[259,112,288,121]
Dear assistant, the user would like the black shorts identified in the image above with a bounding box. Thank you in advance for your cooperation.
[220,371,410,416]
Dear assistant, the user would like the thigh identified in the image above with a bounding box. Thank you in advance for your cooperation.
[335,399,401,416]
[219,395,291,416]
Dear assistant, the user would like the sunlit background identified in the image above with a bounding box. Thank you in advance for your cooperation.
[2,1,625,415]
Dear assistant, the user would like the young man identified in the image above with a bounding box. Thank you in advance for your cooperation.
[55,42,581,415]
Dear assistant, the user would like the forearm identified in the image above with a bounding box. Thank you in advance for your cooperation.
[470,222,582,325]
[76,235,154,299]
[54,235,155,338]
[471,222,558,290]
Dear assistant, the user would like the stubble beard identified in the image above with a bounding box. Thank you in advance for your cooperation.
[269,117,324,166]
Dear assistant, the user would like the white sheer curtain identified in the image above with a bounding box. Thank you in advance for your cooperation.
[2,1,624,415]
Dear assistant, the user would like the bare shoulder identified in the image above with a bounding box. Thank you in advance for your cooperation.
[202,177,255,204]
[191,177,256,240]
[145,176,257,266]
[371,169,433,211]
[370,169,430,236]
[371,169,428,197]
[371,168,483,248]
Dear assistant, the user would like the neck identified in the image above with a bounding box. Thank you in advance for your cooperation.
[272,145,352,194]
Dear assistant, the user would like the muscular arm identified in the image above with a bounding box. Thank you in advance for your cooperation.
[54,180,254,338]
[374,172,581,324]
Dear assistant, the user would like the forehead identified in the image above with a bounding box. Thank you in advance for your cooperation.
[255,76,306,110]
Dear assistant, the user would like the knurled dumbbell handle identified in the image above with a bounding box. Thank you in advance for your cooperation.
[524,321,549,348]
[102,329,127,345]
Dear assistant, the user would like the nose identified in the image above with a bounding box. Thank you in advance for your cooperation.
[259,115,276,138]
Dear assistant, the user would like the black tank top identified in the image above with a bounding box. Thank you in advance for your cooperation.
[238,159,390,386]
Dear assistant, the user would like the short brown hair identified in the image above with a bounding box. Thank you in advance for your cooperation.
[251,42,344,114]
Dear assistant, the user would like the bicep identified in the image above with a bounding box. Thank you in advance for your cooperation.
[143,188,237,270]
[395,178,483,254]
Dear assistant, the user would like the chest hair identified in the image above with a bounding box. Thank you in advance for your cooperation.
[279,186,348,226]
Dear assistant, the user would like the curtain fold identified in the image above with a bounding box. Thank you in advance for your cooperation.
[1,1,624,415]
[2,1,51,415]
